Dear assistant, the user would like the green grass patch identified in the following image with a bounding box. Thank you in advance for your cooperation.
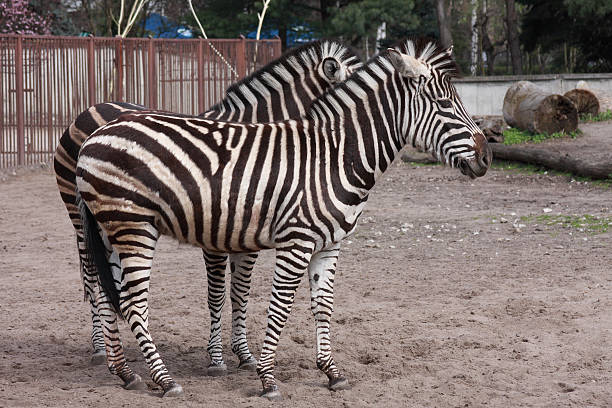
[520,214,612,234]
[502,127,580,145]
[580,110,612,122]
[491,160,612,188]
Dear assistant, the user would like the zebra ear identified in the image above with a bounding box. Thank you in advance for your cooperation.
[322,57,343,82]
[444,45,454,57]
[387,48,431,79]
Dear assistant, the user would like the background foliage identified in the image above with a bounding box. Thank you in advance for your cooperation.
[1,0,610,74]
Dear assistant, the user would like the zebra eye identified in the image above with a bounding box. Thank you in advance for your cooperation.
[438,99,452,108]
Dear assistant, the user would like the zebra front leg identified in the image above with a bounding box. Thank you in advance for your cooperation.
[308,243,348,391]
[229,252,258,370]
[96,288,145,390]
[257,244,313,400]
[203,250,229,375]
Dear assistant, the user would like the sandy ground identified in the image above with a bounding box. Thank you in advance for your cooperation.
[0,148,611,407]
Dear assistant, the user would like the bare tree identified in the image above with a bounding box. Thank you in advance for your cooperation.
[505,0,522,74]
[435,0,453,48]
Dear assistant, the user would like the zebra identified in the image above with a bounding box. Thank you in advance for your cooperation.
[53,40,362,370]
[75,37,491,398]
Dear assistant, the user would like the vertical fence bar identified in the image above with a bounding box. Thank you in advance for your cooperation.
[87,36,96,106]
[148,38,156,109]
[15,35,25,165]
[236,36,246,79]
[198,39,204,114]
[115,38,123,101]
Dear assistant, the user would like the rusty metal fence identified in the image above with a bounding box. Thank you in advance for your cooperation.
[0,34,282,168]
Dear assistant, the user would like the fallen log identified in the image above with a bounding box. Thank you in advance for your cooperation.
[473,115,506,143]
[490,143,612,180]
[400,150,437,164]
[563,89,599,115]
[503,81,578,134]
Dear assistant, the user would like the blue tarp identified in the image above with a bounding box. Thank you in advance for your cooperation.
[245,25,316,47]
[142,13,193,38]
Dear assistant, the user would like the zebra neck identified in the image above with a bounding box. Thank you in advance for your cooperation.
[310,58,407,195]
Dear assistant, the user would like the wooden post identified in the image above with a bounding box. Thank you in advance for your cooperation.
[115,38,123,102]
[15,35,25,165]
[148,38,156,109]
[236,35,246,79]
[87,36,96,106]
[198,39,205,114]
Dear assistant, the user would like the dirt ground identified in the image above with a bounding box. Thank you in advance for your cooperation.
[1,136,611,407]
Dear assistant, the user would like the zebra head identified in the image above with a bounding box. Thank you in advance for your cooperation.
[389,39,491,179]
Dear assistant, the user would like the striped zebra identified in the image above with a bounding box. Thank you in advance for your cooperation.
[75,38,491,398]
[53,40,361,370]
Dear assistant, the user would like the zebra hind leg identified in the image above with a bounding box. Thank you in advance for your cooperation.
[256,244,313,400]
[229,252,258,371]
[203,250,229,376]
[308,243,349,391]
[76,229,106,364]
[97,288,146,391]
[114,234,183,396]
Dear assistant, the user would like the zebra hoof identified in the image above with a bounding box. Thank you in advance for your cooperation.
[260,385,282,401]
[162,382,184,397]
[90,350,106,366]
[207,362,227,376]
[238,356,258,371]
[328,376,350,391]
[123,374,147,391]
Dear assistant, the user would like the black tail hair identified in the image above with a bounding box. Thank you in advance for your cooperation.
[77,192,123,317]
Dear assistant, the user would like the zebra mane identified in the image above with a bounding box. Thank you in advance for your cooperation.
[306,37,459,119]
[394,37,460,78]
[208,40,360,112]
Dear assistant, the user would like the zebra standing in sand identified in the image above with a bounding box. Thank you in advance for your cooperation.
[53,40,362,371]
[75,38,491,398]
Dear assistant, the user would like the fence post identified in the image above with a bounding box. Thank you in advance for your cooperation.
[15,35,25,165]
[115,37,123,102]
[87,36,96,106]
[198,39,205,113]
[236,35,246,79]
[273,35,282,58]
[148,38,156,109]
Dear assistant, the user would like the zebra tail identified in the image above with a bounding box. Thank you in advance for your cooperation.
[77,192,123,317]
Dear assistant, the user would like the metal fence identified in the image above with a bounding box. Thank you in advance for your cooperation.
[0,34,282,168]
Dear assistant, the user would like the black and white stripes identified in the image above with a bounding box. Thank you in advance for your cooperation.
[75,38,490,398]
[54,40,361,370]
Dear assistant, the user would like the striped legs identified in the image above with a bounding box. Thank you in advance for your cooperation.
[308,243,348,390]
[229,253,257,369]
[97,288,145,390]
[204,250,258,374]
[204,251,229,373]
[111,226,182,396]
[257,244,314,400]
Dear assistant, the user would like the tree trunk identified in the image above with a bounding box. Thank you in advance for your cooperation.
[563,89,599,116]
[505,0,522,74]
[491,144,612,180]
[503,81,577,134]
[470,0,478,75]
[435,0,453,48]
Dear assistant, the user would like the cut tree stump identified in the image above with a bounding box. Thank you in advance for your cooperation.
[563,89,599,116]
[574,81,612,113]
[503,81,578,134]
[490,143,612,180]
